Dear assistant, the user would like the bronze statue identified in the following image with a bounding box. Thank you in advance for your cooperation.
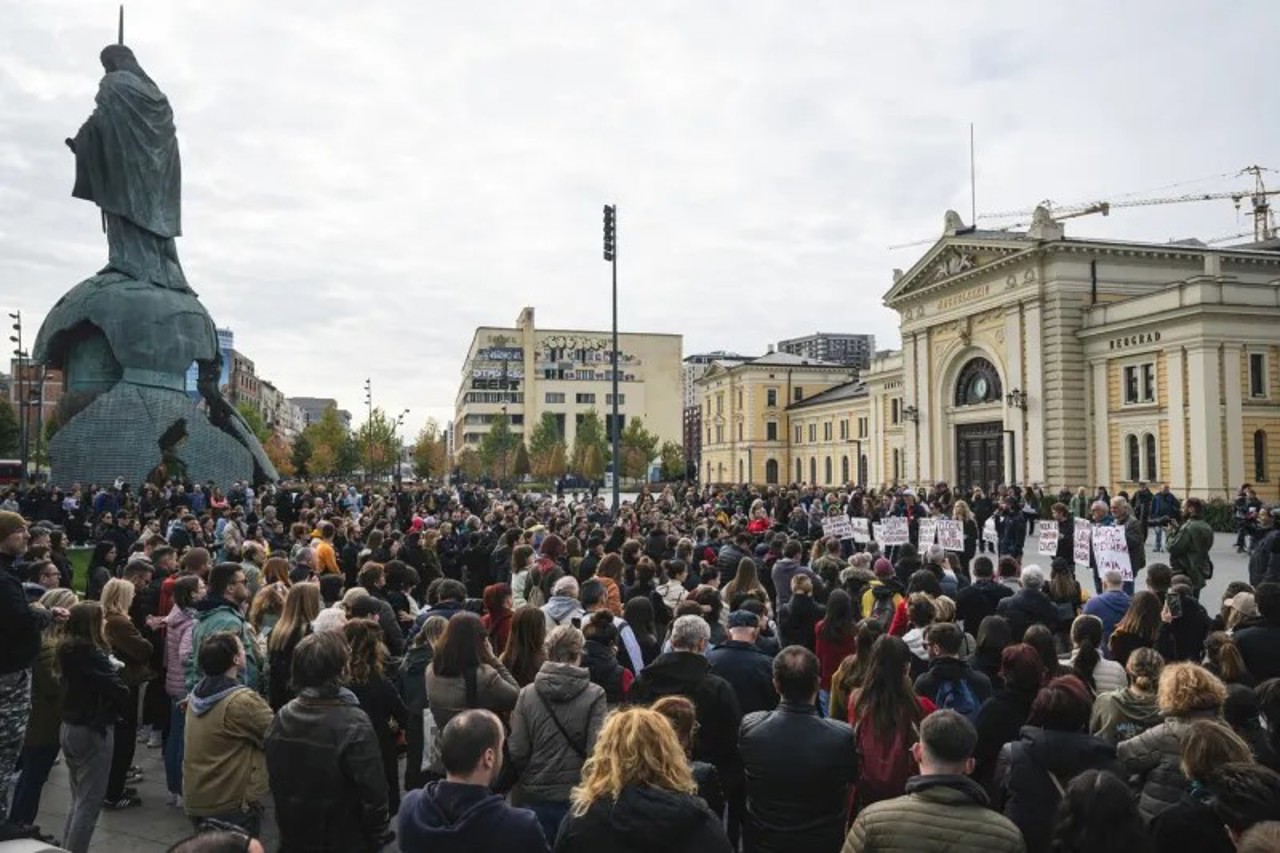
[34,32,277,487]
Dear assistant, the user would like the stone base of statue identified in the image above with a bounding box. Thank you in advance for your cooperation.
[34,270,277,487]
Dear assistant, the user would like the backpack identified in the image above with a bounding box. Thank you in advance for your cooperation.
[853,715,919,811]
[934,677,980,722]
[868,584,898,627]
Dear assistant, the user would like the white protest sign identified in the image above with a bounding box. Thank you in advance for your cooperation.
[937,519,965,552]
[850,517,871,544]
[1092,525,1133,581]
[871,522,885,544]
[882,517,909,546]
[917,518,938,547]
[1073,518,1091,567]
[982,517,998,546]
[822,516,855,540]
[1036,521,1060,557]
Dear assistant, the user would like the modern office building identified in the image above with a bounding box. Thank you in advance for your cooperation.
[777,332,876,371]
[289,397,353,431]
[454,307,683,455]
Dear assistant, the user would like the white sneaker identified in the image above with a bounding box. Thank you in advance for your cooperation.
[147,732,163,748]
[166,792,183,808]
[136,725,152,743]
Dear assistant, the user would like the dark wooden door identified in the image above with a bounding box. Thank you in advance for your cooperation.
[956,423,1003,492]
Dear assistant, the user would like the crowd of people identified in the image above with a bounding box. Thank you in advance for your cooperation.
[2,476,1280,852]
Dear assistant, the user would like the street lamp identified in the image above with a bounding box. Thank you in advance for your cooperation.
[9,311,28,483]
[363,378,372,481]
[603,204,620,517]
[1005,388,1027,410]
[901,404,919,423]
[394,408,409,482]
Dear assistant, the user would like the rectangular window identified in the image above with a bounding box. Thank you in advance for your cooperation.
[1123,363,1156,404]
[575,393,596,405]
[605,393,625,405]
[794,387,804,402]
[544,392,565,404]
[891,399,900,425]
[823,422,832,441]
[716,394,723,416]
[715,425,723,444]
[858,417,868,438]
[1250,353,1267,398]
[737,390,743,409]
[794,424,802,444]
[766,388,778,408]
[808,424,816,442]
[839,420,848,440]
[737,423,743,441]
[1141,363,1155,402]
[767,422,778,441]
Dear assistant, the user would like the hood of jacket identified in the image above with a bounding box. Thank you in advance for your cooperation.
[401,781,510,841]
[189,674,243,716]
[603,783,713,843]
[905,773,990,806]
[164,604,194,630]
[534,661,593,703]
[640,651,711,693]
[927,656,976,682]
[544,596,584,623]
[773,557,802,575]
[1107,687,1162,724]
[1015,726,1116,775]
[194,596,243,621]
[1091,590,1131,619]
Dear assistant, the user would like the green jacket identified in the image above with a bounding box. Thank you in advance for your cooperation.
[1166,519,1214,589]
[186,599,261,693]
[843,774,1026,853]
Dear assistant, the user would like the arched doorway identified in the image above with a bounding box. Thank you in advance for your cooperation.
[952,356,1005,491]
[809,457,816,484]
[765,458,779,485]
[841,456,849,484]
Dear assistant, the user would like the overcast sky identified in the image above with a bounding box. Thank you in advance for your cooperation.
[2,1,1276,436]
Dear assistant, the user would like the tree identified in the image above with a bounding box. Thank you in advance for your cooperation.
[355,408,400,479]
[512,442,531,478]
[546,442,568,479]
[527,412,563,477]
[619,417,660,480]
[411,419,447,481]
[479,413,520,482]
[659,441,685,481]
[264,434,296,478]
[290,431,313,479]
[300,404,349,479]
[571,409,610,476]
[308,441,337,478]
[236,402,272,444]
[456,448,484,481]
[0,399,19,456]
[581,444,605,481]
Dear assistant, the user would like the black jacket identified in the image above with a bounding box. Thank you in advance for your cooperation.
[398,780,549,853]
[1235,621,1280,682]
[738,701,858,853]
[1150,788,1234,853]
[629,651,742,771]
[266,687,391,852]
[913,657,992,711]
[0,560,47,675]
[707,640,779,716]
[58,641,130,733]
[972,689,1035,794]
[996,588,1059,641]
[954,579,1013,637]
[994,727,1120,853]
[554,784,731,853]
[778,595,824,653]
[715,543,752,586]
[582,639,628,704]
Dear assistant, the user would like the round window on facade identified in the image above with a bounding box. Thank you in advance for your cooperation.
[955,358,1003,407]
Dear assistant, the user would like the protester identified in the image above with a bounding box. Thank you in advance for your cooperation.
[652,695,725,818]
[1149,720,1255,853]
[842,709,1025,853]
[183,631,273,835]
[1048,769,1152,853]
[265,630,391,852]
[1063,614,1126,694]
[186,563,259,693]
[996,565,1057,642]
[708,610,779,716]
[1235,582,1280,681]
[101,577,153,809]
[777,573,823,652]
[1107,590,1176,667]
[1090,646,1165,745]
[555,706,733,853]
[344,619,410,814]
[266,582,321,711]
[1118,662,1229,822]
[502,607,549,688]
[827,620,882,722]
[58,601,130,853]
[914,621,991,720]
[739,645,858,853]
[508,625,606,842]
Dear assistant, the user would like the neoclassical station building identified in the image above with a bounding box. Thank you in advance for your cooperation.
[696,210,1280,500]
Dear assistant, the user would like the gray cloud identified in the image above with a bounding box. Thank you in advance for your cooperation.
[2,1,1276,436]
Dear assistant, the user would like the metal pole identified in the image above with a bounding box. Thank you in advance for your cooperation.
[610,208,621,518]
[33,365,44,480]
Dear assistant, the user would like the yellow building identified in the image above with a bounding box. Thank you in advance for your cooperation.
[454,307,683,455]
[694,352,857,485]
[700,209,1280,500]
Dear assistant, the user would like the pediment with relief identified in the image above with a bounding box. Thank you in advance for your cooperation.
[884,239,1028,307]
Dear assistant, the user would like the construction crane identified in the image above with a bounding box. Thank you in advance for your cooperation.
[979,165,1279,242]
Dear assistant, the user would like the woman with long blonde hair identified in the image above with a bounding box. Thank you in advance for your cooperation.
[556,707,731,852]
[100,578,152,809]
[267,582,322,710]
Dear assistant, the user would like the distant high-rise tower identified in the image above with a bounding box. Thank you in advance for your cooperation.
[776,333,875,371]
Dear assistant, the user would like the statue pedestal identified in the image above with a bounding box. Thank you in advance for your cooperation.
[34,270,277,487]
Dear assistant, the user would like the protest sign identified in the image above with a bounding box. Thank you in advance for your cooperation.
[918,518,938,548]
[822,516,855,540]
[850,517,871,544]
[882,517,909,546]
[1092,525,1133,581]
[982,517,998,547]
[1073,518,1091,567]
[937,519,965,552]
[871,522,885,544]
[1037,521,1059,557]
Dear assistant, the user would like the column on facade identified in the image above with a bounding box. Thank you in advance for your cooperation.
[902,339,917,482]
[913,333,931,481]
[1223,343,1245,488]
[1022,301,1046,484]
[1003,306,1025,486]
[1185,345,1225,496]
[1165,347,1187,492]
[1092,361,1110,489]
